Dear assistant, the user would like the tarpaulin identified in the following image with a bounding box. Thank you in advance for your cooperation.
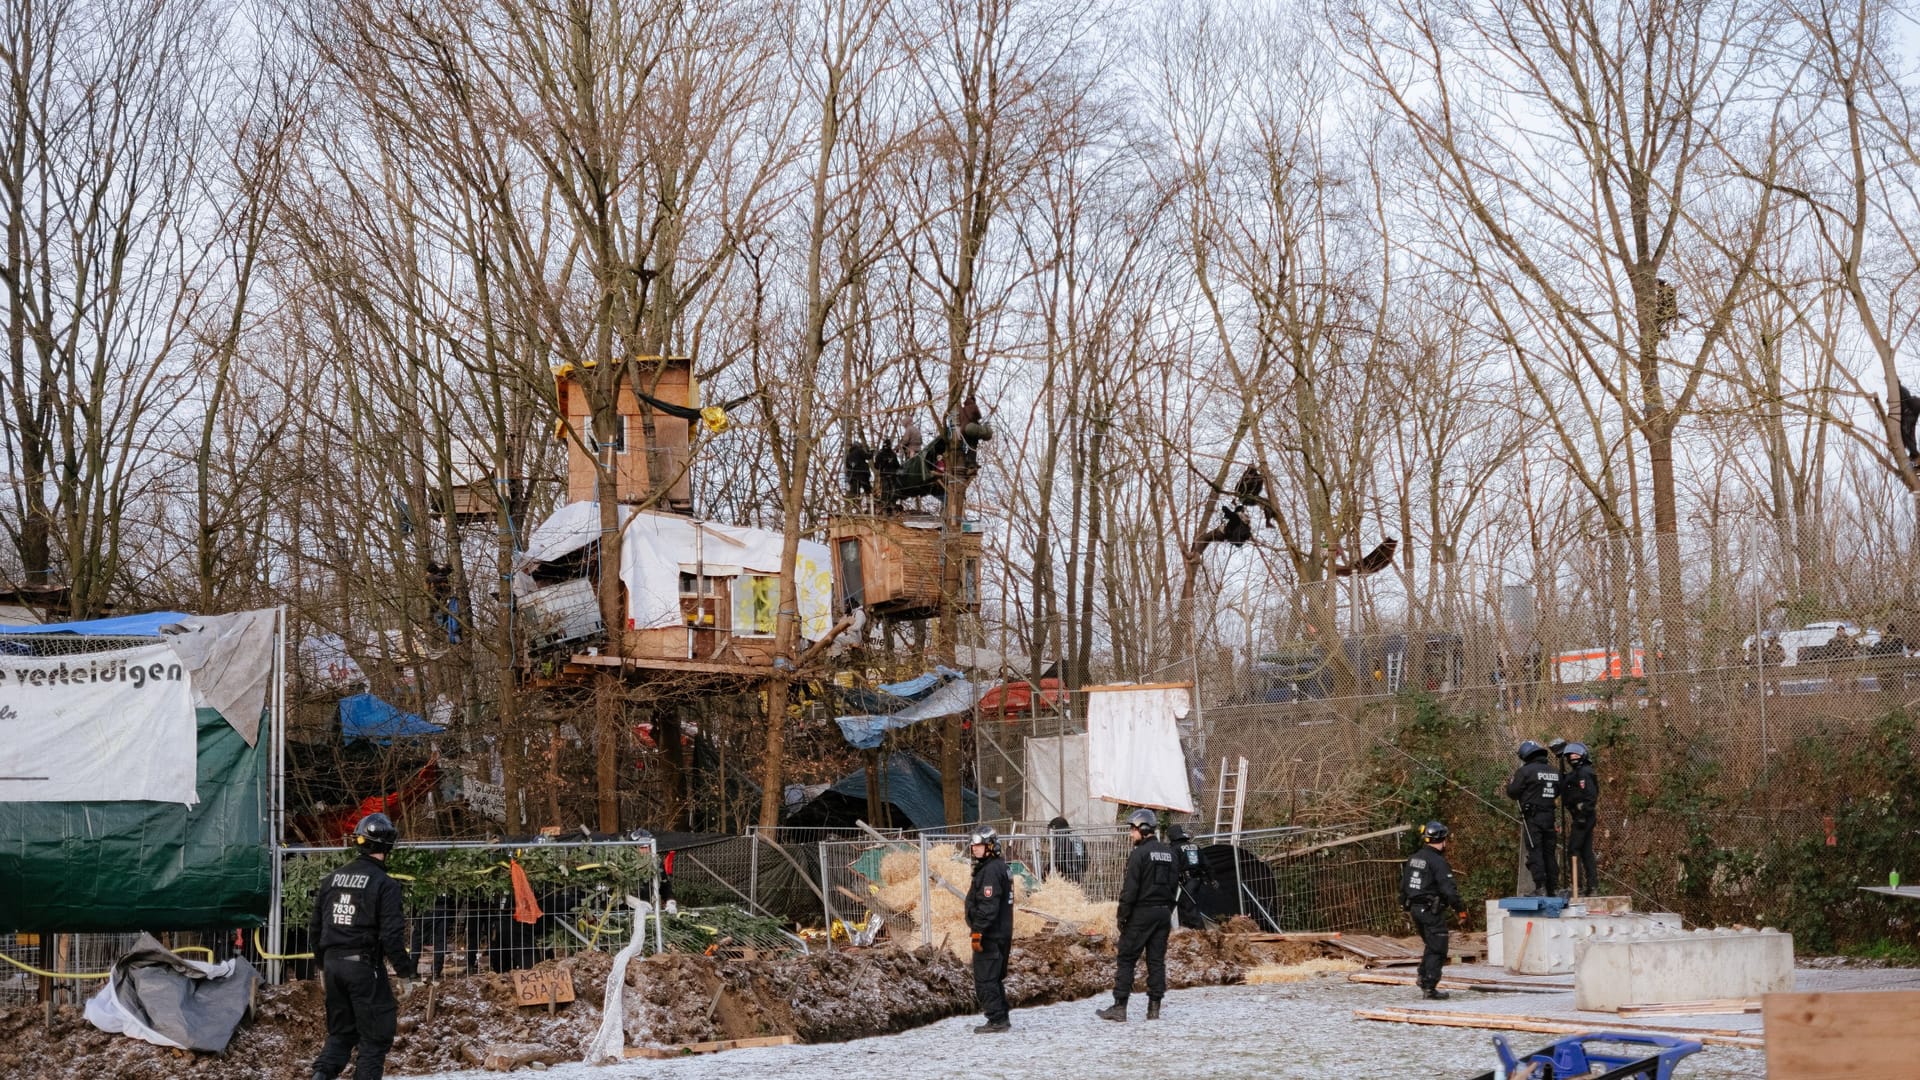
[83,933,260,1053]
[1085,684,1195,813]
[834,675,980,750]
[339,692,446,743]
[0,707,271,931]
[0,643,200,804]
[162,609,277,746]
[1024,734,1099,825]
[1,611,190,636]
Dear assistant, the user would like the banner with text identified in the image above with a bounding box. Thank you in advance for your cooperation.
[0,644,199,804]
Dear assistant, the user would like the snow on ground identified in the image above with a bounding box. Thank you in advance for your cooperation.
[417,977,1766,1079]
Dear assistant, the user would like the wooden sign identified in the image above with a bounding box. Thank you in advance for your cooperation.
[510,968,576,1008]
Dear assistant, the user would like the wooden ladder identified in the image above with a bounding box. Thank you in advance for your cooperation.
[1212,755,1249,839]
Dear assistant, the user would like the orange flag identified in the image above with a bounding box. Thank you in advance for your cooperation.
[510,858,544,924]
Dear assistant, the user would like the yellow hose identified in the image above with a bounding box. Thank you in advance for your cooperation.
[173,946,215,959]
[254,928,315,961]
[0,951,110,980]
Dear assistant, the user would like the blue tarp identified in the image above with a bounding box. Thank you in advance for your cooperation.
[1,611,191,636]
[835,675,981,750]
[821,752,985,831]
[339,693,445,744]
[835,665,965,716]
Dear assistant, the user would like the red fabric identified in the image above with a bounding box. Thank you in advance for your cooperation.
[663,850,676,877]
[293,755,439,844]
[510,858,544,924]
[979,678,1062,718]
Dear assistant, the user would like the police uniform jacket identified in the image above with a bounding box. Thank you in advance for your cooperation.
[1505,755,1562,819]
[309,853,417,977]
[1117,838,1178,926]
[966,854,1015,940]
[1400,843,1463,913]
[1565,760,1599,821]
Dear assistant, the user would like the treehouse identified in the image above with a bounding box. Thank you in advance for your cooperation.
[828,513,982,622]
[555,356,695,513]
[519,502,836,676]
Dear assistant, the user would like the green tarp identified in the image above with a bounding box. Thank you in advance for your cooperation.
[0,707,271,932]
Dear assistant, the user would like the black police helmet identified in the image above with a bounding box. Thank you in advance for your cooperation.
[1564,742,1589,761]
[970,825,999,853]
[1168,825,1191,844]
[353,812,398,854]
[1516,739,1545,761]
[1126,808,1158,832]
[1421,820,1450,844]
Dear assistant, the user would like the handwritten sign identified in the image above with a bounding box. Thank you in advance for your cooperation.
[510,968,576,1008]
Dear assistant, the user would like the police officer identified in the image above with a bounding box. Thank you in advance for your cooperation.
[1562,742,1600,895]
[1505,739,1561,896]
[964,826,1015,1034]
[310,813,416,1080]
[1168,824,1210,929]
[1400,821,1466,1000]
[1098,809,1177,1022]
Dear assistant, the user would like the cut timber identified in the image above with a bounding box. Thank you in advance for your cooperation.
[1353,1007,1763,1050]
[1763,990,1920,1079]
[1348,970,1565,995]
[1617,998,1760,1017]
[565,653,768,678]
[624,1034,799,1059]
[1231,932,1342,943]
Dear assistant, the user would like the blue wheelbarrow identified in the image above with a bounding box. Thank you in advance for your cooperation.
[1464,1032,1704,1080]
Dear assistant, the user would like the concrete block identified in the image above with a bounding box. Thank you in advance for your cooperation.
[1486,900,1507,966]
[1501,912,1683,975]
[1573,928,1793,1011]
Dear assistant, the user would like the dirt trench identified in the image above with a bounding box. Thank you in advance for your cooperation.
[0,927,1287,1078]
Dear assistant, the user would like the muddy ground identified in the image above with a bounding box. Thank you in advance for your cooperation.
[0,926,1288,1078]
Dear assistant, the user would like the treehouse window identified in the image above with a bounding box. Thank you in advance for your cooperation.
[588,416,627,455]
[733,574,778,637]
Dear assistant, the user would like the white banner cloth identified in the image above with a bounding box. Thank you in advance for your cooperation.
[1024,734,1099,825]
[0,643,199,804]
[1085,684,1195,813]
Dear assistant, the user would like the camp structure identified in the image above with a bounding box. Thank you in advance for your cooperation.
[784,752,993,833]
[0,609,281,934]
[519,501,835,675]
[828,513,983,621]
[554,354,697,513]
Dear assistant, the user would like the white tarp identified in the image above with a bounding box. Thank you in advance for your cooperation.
[1085,684,1195,813]
[163,608,276,746]
[0,643,199,804]
[1024,733,1100,825]
[616,510,834,639]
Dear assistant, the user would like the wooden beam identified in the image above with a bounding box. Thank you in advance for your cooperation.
[624,1034,798,1059]
[1763,991,1920,1078]
[1353,1007,1763,1050]
[1272,824,1413,861]
[566,653,768,677]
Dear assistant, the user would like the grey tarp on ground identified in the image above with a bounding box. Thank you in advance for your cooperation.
[83,933,260,1053]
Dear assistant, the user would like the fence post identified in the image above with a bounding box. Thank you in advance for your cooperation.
[919,834,933,948]
[749,831,760,914]
[819,842,833,952]
[650,840,664,956]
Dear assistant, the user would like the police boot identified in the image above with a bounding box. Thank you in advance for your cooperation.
[974,1019,1011,1034]
[1422,987,1451,1000]
[1145,1000,1162,1020]
[1096,1001,1128,1022]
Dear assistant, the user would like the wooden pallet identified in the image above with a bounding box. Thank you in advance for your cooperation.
[625,1034,798,1059]
[1330,934,1421,965]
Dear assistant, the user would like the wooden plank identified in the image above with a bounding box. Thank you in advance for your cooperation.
[1618,998,1760,1017]
[1763,990,1920,1079]
[1232,932,1343,943]
[624,1034,799,1059]
[1353,1008,1764,1050]
[1347,971,1566,995]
